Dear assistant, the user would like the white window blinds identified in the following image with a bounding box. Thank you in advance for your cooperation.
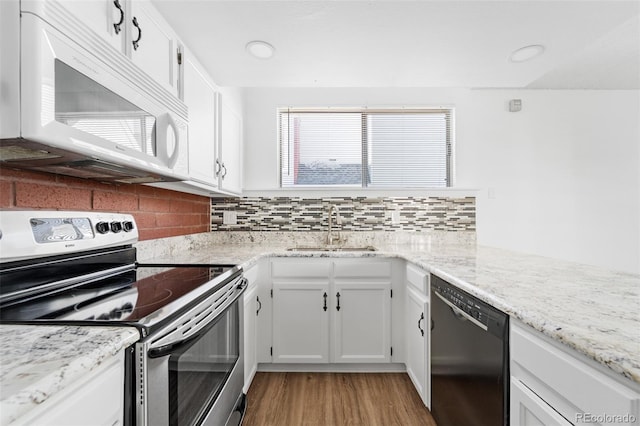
[279,108,453,188]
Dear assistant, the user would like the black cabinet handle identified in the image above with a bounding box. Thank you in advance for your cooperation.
[323,292,327,311]
[418,312,425,337]
[113,0,124,34]
[336,292,341,311]
[256,296,261,316]
[132,17,142,50]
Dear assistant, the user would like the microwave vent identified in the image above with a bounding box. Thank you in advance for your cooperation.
[0,145,62,161]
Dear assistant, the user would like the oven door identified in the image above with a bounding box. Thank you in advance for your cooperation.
[138,278,246,426]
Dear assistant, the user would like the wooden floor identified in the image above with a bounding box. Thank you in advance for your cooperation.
[243,372,437,426]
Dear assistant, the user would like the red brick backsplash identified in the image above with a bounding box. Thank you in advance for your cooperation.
[0,168,210,241]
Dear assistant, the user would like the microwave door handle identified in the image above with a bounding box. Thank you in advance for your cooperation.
[165,113,180,169]
[157,113,180,169]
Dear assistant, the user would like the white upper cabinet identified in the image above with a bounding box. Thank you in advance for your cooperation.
[55,0,180,97]
[129,0,180,97]
[183,50,219,187]
[55,0,125,52]
[218,92,243,195]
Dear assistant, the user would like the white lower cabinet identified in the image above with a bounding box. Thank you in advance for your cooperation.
[333,281,391,363]
[405,286,430,407]
[15,350,125,425]
[243,264,259,391]
[272,281,330,363]
[510,321,640,426]
[404,263,430,408]
[269,258,393,365]
[511,377,572,426]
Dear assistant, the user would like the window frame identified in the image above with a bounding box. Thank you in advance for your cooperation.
[278,107,454,189]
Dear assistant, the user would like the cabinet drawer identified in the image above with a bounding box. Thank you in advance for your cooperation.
[334,260,391,278]
[406,264,428,294]
[510,377,572,426]
[271,259,332,278]
[511,323,640,424]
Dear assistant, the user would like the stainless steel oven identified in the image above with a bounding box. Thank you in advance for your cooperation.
[138,266,246,426]
[0,210,247,426]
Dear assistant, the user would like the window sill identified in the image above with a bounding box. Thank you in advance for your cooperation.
[242,187,480,198]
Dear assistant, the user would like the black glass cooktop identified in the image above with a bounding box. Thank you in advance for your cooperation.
[0,264,238,329]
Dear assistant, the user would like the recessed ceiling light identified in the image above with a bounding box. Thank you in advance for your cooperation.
[246,41,275,59]
[509,45,545,63]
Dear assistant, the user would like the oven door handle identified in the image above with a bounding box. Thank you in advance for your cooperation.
[148,278,247,358]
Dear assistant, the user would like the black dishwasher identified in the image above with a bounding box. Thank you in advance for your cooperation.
[430,274,509,426]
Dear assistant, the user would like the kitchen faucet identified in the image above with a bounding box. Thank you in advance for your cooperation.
[327,204,343,245]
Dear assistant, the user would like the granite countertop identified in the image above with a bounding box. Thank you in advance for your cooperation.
[1,231,637,423]
[0,325,140,425]
[137,231,640,385]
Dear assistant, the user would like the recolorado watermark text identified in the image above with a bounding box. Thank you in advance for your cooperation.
[576,413,637,424]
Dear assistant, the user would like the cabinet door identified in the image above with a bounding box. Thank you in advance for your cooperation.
[15,351,125,425]
[406,286,430,407]
[243,284,257,391]
[333,281,391,363]
[510,377,573,426]
[218,99,242,194]
[129,0,179,96]
[272,281,329,363]
[183,51,218,186]
[56,0,125,52]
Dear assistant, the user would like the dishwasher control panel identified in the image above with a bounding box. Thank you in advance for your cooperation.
[431,274,508,338]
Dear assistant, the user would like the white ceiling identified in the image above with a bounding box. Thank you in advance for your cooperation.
[152,0,640,89]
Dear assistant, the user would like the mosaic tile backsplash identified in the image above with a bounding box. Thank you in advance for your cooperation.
[211,196,475,232]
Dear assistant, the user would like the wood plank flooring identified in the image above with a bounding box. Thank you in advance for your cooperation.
[243,372,437,426]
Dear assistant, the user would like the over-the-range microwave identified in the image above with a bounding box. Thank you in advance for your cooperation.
[0,0,188,184]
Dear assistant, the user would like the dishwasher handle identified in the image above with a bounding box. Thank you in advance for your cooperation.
[433,290,488,331]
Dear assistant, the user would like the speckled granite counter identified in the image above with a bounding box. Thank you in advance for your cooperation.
[0,325,140,425]
[2,230,637,423]
[136,231,640,385]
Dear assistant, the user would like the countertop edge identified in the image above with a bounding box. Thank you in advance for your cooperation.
[0,326,140,425]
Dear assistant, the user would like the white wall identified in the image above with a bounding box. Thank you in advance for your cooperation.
[467,90,639,274]
[242,87,640,274]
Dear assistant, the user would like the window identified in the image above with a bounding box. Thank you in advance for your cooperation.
[279,108,453,188]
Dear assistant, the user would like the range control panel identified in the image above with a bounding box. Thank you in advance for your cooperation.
[0,210,138,262]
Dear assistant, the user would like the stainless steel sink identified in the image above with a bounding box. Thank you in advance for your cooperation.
[286,246,377,252]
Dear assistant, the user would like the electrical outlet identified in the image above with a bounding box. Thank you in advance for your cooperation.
[390,211,401,224]
[223,211,237,225]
